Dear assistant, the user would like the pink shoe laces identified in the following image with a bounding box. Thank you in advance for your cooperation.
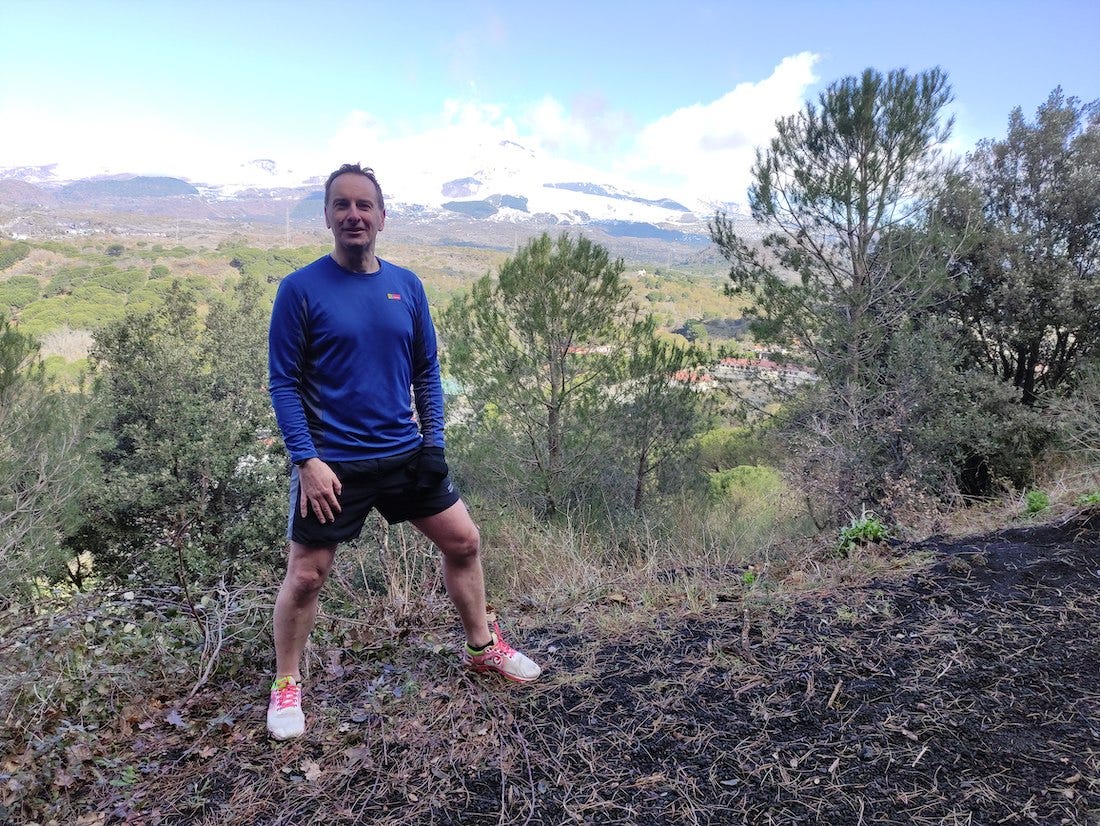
[270,677,301,710]
[489,628,516,656]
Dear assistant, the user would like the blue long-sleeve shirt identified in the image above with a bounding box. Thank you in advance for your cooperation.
[268,255,445,464]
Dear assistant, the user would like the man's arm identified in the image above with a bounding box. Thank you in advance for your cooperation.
[410,289,446,449]
[268,280,319,465]
[269,280,342,522]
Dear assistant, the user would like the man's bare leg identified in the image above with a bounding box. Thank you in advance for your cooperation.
[413,500,492,648]
[414,500,541,681]
[273,541,337,680]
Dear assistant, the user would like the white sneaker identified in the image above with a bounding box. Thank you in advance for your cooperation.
[462,622,542,683]
[267,676,305,740]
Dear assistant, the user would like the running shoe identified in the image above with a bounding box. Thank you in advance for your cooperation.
[267,675,305,740]
[463,621,542,683]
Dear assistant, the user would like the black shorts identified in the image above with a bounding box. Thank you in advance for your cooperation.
[287,447,461,547]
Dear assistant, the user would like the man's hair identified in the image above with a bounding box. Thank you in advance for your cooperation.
[323,163,384,212]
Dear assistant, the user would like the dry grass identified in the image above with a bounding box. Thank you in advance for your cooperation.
[3,507,1098,825]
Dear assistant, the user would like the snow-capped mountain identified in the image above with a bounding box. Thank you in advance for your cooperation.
[0,139,750,247]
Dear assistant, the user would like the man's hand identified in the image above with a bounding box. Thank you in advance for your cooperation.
[297,458,342,523]
[417,446,450,491]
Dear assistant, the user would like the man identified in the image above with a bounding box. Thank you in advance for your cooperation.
[266,163,541,741]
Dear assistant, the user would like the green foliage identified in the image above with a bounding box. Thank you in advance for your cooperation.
[443,232,715,518]
[74,276,286,588]
[105,243,125,257]
[1074,492,1100,506]
[706,69,1087,516]
[700,464,791,547]
[711,66,953,363]
[441,232,632,516]
[90,265,147,293]
[221,244,323,283]
[610,317,713,510]
[146,243,195,258]
[0,240,31,271]
[938,89,1100,406]
[46,265,93,296]
[0,321,97,600]
[0,275,41,315]
[17,288,130,337]
[836,509,890,556]
[1023,490,1050,515]
[684,320,708,342]
[696,425,772,471]
[707,464,783,502]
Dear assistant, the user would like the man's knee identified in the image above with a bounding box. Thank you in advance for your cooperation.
[439,525,480,563]
[284,546,335,595]
[285,564,328,595]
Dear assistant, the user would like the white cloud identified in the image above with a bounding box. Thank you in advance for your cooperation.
[618,52,820,206]
[1,53,822,212]
[526,97,592,153]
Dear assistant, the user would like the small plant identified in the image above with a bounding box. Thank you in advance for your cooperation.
[1074,491,1100,506]
[836,508,889,557]
[1023,489,1050,516]
[740,567,758,587]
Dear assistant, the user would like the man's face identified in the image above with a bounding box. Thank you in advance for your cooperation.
[324,172,386,253]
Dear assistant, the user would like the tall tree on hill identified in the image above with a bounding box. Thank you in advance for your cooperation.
[441,233,630,516]
[709,67,960,521]
[941,88,1100,406]
[443,232,708,518]
[613,318,712,511]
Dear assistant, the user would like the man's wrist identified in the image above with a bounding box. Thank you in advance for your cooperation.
[293,456,318,467]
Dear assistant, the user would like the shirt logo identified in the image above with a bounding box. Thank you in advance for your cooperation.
[387,293,402,300]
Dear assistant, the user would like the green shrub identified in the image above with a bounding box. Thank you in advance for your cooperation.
[89,266,147,293]
[696,426,772,470]
[75,276,286,588]
[1075,492,1100,506]
[45,265,93,297]
[17,289,129,337]
[836,509,890,556]
[0,275,42,314]
[1024,489,1050,515]
[706,465,783,501]
[0,241,31,271]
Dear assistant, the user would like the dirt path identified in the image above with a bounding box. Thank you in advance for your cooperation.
[9,512,1100,825]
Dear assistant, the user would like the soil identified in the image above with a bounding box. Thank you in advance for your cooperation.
[10,512,1100,825]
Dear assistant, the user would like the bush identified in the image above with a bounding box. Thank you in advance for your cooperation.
[75,277,287,588]
[89,265,146,293]
[0,275,41,314]
[0,241,31,271]
[1023,490,1050,516]
[707,464,783,501]
[0,321,97,600]
[45,265,93,297]
[836,508,890,556]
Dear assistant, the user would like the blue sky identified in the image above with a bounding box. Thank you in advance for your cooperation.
[1,0,1097,206]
